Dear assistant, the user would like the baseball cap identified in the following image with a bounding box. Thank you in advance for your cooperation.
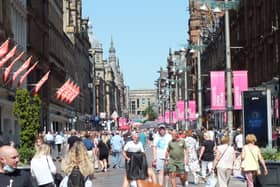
[158,123,166,129]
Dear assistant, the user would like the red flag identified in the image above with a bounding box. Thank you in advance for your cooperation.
[68,85,80,103]
[61,81,74,102]
[17,61,38,87]
[56,79,70,100]
[0,39,10,58]
[0,46,17,69]
[10,56,32,85]
[31,71,50,95]
[2,52,24,82]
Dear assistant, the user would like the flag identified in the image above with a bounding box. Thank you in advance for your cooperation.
[61,81,75,102]
[56,79,70,100]
[60,81,73,102]
[68,84,80,103]
[0,46,17,69]
[10,56,32,85]
[31,71,50,95]
[17,61,38,87]
[2,52,24,83]
[0,39,10,58]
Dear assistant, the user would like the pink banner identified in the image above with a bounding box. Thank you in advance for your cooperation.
[210,71,226,110]
[176,100,185,121]
[165,110,170,124]
[188,100,197,121]
[118,117,127,127]
[158,115,164,123]
[276,98,279,119]
[172,111,177,124]
[233,71,248,110]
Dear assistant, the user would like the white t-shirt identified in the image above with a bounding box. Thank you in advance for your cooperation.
[153,133,172,159]
[235,134,243,149]
[31,155,56,185]
[123,141,144,153]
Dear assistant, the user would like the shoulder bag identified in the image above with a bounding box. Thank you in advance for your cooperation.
[46,156,63,186]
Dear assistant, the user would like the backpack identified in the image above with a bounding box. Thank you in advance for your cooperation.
[67,166,85,187]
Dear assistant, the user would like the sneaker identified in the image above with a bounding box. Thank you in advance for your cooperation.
[184,181,189,186]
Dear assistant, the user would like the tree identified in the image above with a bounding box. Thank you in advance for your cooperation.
[143,105,158,121]
[13,89,41,164]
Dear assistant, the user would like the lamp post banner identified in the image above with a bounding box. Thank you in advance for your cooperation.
[176,100,185,121]
[276,98,279,119]
[210,71,226,110]
[233,71,248,110]
[158,115,164,123]
[188,100,196,121]
[172,111,177,124]
[165,110,170,124]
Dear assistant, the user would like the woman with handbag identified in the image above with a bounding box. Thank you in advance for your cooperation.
[241,134,268,187]
[31,143,57,187]
[212,135,235,187]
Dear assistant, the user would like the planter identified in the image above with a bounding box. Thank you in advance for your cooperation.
[255,161,280,187]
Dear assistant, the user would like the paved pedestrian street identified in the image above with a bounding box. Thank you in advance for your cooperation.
[90,146,246,187]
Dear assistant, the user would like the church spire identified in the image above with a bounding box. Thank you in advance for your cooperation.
[109,36,116,62]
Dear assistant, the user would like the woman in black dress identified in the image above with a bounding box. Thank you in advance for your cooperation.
[97,133,111,172]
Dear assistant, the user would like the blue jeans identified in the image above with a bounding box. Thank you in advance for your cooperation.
[111,151,122,167]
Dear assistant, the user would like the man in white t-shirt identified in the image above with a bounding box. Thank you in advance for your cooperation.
[153,124,172,187]
[235,128,243,152]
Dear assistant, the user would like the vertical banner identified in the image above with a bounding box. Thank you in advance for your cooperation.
[210,71,226,110]
[188,100,197,121]
[158,115,164,123]
[172,111,177,124]
[233,71,248,110]
[276,98,279,119]
[165,110,170,124]
[176,100,185,121]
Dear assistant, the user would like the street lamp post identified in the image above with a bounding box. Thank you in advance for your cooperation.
[224,0,234,144]
[197,38,203,130]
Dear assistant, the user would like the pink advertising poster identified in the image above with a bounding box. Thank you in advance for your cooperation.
[165,110,170,124]
[188,100,197,121]
[233,71,248,110]
[172,111,177,124]
[176,100,185,121]
[210,71,226,110]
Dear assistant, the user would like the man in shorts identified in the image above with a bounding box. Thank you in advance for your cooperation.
[165,129,189,187]
[153,123,172,187]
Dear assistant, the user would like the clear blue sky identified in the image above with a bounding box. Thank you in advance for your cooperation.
[82,0,189,90]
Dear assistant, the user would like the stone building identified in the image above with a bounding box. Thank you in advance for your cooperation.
[89,37,127,124]
[128,89,157,119]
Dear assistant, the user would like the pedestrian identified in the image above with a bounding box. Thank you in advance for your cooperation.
[165,129,189,187]
[212,135,235,187]
[67,129,81,151]
[55,131,64,158]
[153,123,172,187]
[60,140,94,187]
[122,132,145,187]
[31,143,57,187]
[0,145,34,186]
[241,134,268,187]
[184,130,200,184]
[198,132,216,179]
[97,133,111,172]
[110,130,124,168]
[82,131,95,164]
[235,128,243,153]
[138,129,147,150]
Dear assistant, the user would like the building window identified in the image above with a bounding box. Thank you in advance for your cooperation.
[137,99,139,108]
[141,98,145,105]
[131,101,136,115]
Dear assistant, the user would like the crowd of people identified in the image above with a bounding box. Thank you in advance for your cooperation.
[0,123,269,187]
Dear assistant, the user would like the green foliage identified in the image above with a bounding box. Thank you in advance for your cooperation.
[143,105,158,121]
[13,89,41,164]
[261,147,280,161]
